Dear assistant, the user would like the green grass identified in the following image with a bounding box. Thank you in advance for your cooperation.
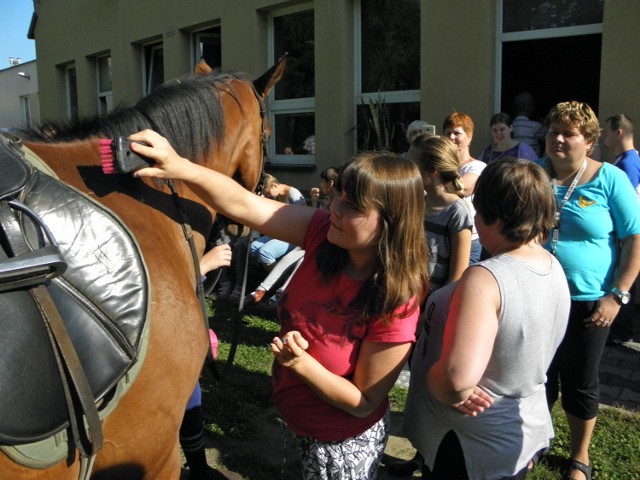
[200,295,640,479]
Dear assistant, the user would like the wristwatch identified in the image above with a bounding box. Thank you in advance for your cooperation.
[610,287,631,305]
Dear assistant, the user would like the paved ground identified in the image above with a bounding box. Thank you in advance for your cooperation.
[598,340,640,410]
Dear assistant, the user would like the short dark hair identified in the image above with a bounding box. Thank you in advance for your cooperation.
[473,159,556,244]
[490,112,512,127]
[320,166,339,183]
[606,113,634,138]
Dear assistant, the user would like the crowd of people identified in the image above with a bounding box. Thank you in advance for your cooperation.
[129,95,640,480]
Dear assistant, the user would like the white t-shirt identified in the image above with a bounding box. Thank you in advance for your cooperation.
[460,160,486,241]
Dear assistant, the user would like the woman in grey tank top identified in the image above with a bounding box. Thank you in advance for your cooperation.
[404,159,571,479]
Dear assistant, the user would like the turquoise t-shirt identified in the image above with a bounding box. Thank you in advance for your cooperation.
[543,161,640,300]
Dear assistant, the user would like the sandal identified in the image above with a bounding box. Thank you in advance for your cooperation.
[564,459,592,480]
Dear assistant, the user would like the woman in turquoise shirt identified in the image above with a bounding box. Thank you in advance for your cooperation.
[541,101,640,480]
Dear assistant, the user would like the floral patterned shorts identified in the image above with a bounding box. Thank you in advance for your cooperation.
[292,409,390,480]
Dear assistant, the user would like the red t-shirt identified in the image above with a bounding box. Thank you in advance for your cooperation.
[272,209,418,441]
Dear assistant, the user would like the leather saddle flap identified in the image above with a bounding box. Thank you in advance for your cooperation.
[0,138,29,201]
[0,149,149,443]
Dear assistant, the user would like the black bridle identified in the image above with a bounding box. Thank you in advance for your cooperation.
[170,80,270,379]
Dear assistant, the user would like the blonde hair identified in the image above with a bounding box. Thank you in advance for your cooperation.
[262,173,279,192]
[544,101,601,146]
[409,134,464,197]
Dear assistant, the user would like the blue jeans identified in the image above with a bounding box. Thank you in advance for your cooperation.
[470,238,482,264]
[250,236,295,266]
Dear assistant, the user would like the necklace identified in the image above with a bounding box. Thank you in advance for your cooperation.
[550,159,588,256]
[489,141,512,163]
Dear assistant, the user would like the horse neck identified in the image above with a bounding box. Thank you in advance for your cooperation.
[210,79,264,195]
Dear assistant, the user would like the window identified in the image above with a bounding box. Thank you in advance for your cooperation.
[355,0,420,153]
[144,42,164,95]
[193,25,222,70]
[503,0,603,32]
[268,5,315,166]
[65,65,78,121]
[21,95,32,128]
[97,54,113,115]
[497,0,603,121]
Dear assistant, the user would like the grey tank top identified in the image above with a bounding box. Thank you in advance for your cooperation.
[404,252,570,479]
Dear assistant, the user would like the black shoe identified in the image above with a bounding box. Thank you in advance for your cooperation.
[606,335,632,346]
[388,457,421,477]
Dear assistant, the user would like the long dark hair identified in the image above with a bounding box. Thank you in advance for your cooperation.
[316,152,429,324]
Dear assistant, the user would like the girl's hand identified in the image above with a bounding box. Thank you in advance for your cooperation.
[453,386,494,417]
[270,331,309,368]
[128,129,195,180]
[200,244,232,275]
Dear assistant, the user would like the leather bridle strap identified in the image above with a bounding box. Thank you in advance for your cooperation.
[165,179,210,358]
[166,83,270,379]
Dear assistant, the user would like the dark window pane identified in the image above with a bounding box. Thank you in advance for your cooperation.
[68,68,78,121]
[98,56,112,92]
[198,27,222,69]
[145,44,164,93]
[356,100,420,153]
[274,10,315,100]
[361,0,420,92]
[503,0,603,32]
[274,113,316,155]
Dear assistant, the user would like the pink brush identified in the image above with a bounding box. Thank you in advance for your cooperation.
[99,137,153,174]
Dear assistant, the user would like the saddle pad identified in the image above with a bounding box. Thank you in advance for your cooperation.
[0,150,149,443]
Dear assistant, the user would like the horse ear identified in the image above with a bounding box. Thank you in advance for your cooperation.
[195,59,213,75]
[253,53,288,100]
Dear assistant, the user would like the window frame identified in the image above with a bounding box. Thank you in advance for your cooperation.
[353,0,421,152]
[267,2,316,167]
[21,95,32,128]
[96,54,113,115]
[191,23,222,71]
[143,42,164,96]
[494,0,603,113]
[65,64,78,121]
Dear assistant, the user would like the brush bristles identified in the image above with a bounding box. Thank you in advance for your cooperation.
[99,139,116,174]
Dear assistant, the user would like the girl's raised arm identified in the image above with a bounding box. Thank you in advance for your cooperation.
[131,129,314,246]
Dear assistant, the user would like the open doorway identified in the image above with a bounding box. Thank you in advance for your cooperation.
[500,34,602,123]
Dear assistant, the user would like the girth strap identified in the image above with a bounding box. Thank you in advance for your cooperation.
[0,201,103,476]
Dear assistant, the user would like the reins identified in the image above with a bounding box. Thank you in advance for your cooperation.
[169,80,269,380]
[211,82,269,379]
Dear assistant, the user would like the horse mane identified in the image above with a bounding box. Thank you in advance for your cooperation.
[21,70,251,162]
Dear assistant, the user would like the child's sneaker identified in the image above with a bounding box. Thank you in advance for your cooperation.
[244,289,266,304]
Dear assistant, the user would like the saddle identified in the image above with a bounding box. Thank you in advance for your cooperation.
[0,133,149,462]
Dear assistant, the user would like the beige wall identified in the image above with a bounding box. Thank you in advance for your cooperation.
[598,0,640,162]
[30,0,640,188]
[422,0,497,158]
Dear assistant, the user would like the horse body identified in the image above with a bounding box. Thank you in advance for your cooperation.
[0,59,285,479]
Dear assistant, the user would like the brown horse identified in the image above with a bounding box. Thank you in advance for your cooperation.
[0,57,285,480]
